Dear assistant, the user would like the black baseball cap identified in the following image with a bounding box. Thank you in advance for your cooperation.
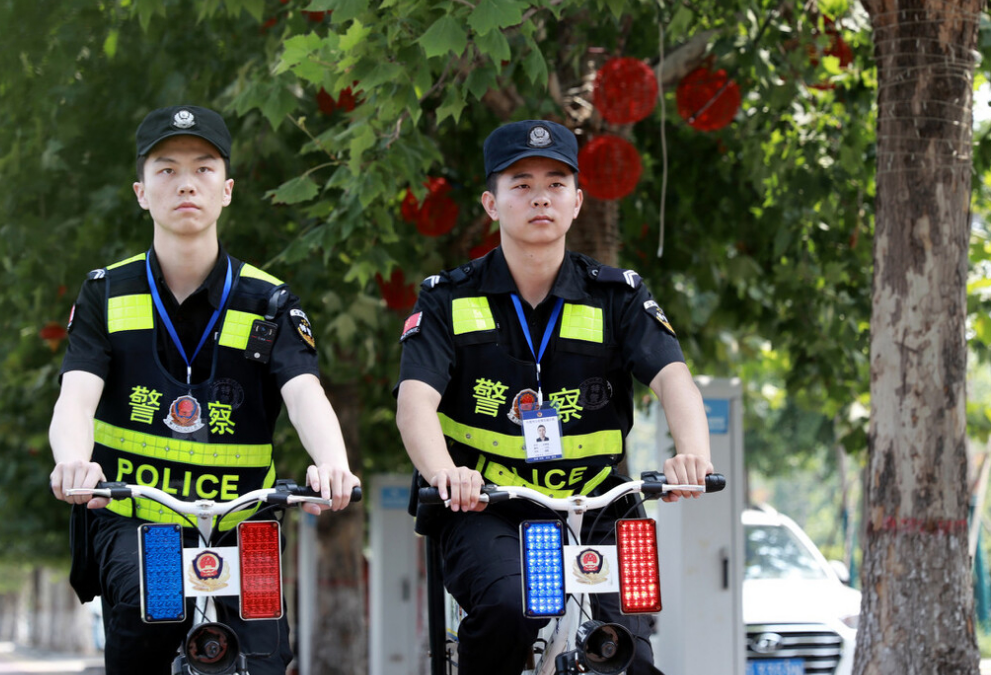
[135,105,232,159]
[483,120,579,177]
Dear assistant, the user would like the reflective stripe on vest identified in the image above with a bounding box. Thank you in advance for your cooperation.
[108,295,154,333]
[560,303,603,343]
[477,456,612,498]
[217,309,262,350]
[452,297,495,335]
[96,420,275,529]
[107,252,147,270]
[240,264,283,287]
[438,413,621,462]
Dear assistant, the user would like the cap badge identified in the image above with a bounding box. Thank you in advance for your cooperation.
[172,110,196,129]
[528,125,552,148]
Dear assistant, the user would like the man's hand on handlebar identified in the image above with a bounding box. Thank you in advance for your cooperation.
[50,460,110,509]
[430,466,486,513]
[304,463,361,514]
[661,453,714,502]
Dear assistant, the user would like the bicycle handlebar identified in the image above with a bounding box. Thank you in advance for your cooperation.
[418,472,725,510]
[65,479,362,517]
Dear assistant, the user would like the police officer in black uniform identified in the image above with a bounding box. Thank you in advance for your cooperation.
[395,120,713,675]
[49,105,360,675]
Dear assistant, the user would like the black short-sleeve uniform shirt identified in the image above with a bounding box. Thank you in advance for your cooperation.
[61,244,319,396]
[397,248,684,462]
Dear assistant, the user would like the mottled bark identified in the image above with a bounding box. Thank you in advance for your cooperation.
[857,1,982,673]
[311,380,366,674]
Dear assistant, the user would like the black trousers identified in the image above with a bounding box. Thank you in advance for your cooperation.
[89,510,293,675]
[436,502,663,675]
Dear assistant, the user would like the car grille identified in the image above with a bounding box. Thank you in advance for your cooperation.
[746,623,844,674]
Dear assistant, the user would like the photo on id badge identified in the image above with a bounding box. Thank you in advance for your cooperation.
[521,405,563,462]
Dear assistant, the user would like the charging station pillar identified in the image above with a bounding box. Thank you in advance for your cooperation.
[649,376,745,675]
[369,474,420,675]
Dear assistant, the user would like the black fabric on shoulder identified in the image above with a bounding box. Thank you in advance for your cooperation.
[590,264,642,289]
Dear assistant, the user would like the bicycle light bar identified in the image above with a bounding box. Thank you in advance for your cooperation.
[616,519,662,614]
[139,523,186,623]
[238,521,283,620]
[520,520,566,617]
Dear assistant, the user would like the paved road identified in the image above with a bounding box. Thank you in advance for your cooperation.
[0,643,103,675]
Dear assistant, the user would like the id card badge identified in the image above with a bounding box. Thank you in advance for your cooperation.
[521,404,564,463]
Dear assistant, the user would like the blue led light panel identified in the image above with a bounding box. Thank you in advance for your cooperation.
[139,524,186,623]
[520,520,566,617]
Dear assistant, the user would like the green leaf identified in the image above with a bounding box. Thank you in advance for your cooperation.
[260,84,298,129]
[277,34,323,74]
[465,65,497,101]
[666,6,693,41]
[522,39,547,86]
[467,0,523,36]
[474,28,511,64]
[339,19,373,52]
[103,30,119,59]
[240,0,265,22]
[435,84,466,124]
[348,125,377,174]
[419,15,468,59]
[267,176,319,204]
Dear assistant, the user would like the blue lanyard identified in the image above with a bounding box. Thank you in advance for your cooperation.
[146,251,233,386]
[510,294,564,406]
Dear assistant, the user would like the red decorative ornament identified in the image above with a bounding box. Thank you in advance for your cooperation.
[402,177,460,237]
[316,82,362,115]
[376,270,418,312]
[469,225,500,259]
[577,135,643,201]
[594,57,659,125]
[39,321,67,351]
[675,67,741,132]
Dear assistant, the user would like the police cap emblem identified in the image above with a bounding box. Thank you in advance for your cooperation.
[173,110,196,129]
[528,125,553,148]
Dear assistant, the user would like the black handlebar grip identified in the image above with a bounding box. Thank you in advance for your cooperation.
[705,473,726,493]
[293,485,363,503]
[94,481,134,501]
[419,487,444,504]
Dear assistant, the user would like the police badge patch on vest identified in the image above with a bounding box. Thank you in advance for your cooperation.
[289,309,316,350]
[643,300,676,337]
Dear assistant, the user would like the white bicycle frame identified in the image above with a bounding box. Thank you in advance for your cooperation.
[427,475,717,675]
[67,481,348,674]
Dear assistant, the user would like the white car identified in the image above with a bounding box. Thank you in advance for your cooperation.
[743,507,861,675]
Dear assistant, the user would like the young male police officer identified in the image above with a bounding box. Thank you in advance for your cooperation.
[49,105,360,675]
[395,120,713,675]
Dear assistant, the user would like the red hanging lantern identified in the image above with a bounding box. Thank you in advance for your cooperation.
[469,225,500,259]
[675,67,741,132]
[403,177,460,237]
[577,135,642,201]
[316,88,337,115]
[594,57,659,125]
[376,270,418,312]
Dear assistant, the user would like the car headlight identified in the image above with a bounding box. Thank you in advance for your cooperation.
[840,613,859,630]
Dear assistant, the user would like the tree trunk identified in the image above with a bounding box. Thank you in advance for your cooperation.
[311,380,366,674]
[570,195,620,266]
[857,1,981,673]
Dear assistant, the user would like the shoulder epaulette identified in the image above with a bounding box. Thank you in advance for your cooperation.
[589,264,642,289]
[421,260,478,290]
[420,272,449,290]
[86,268,107,281]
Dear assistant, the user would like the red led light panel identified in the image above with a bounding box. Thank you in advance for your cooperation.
[616,519,662,614]
[238,521,283,620]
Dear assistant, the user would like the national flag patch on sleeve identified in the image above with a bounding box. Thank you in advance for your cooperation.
[401,311,423,342]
